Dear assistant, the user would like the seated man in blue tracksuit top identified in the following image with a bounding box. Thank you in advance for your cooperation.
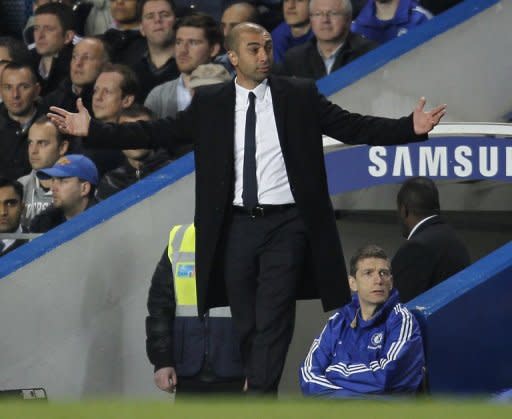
[299,244,424,397]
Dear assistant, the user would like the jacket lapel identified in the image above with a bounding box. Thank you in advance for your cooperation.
[217,81,236,173]
[268,76,288,152]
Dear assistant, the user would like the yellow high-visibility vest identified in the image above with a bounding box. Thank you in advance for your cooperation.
[167,224,231,318]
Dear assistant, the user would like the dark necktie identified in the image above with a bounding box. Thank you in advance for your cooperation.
[242,92,258,209]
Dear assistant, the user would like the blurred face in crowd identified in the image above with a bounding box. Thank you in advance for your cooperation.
[310,0,350,43]
[349,257,393,312]
[0,46,11,76]
[28,122,69,170]
[119,114,152,163]
[33,0,73,12]
[175,27,220,75]
[110,0,139,25]
[228,26,272,90]
[284,0,310,27]
[0,68,40,119]
[51,177,90,216]
[140,0,176,47]
[71,39,107,88]
[93,71,134,122]
[34,13,74,57]
[0,47,11,100]
[221,3,256,39]
[0,186,23,233]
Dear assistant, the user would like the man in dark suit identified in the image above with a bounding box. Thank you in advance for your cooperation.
[277,0,376,80]
[392,177,471,302]
[0,178,28,256]
[49,22,446,394]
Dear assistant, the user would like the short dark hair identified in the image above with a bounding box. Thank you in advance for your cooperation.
[0,37,32,65]
[174,13,222,47]
[349,245,388,276]
[0,61,39,84]
[31,115,69,146]
[100,63,139,98]
[397,176,440,218]
[34,2,76,33]
[78,36,111,64]
[0,177,24,201]
[119,104,156,121]
[137,0,176,20]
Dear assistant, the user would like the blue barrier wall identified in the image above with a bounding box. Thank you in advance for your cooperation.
[409,241,512,394]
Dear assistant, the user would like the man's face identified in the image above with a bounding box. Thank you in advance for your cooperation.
[284,0,310,27]
[0,68,40,118]
[93,71,131,122]
[71,39,106,87]
[34,13,72,56]
[140,0,176,47]
[119,114,152,161]
[51,177,88,210]
[221,4,255,39]
[229,29,273,89]
[0,46,11,76]
[349,257,393,308]
[110,0,138,24]
[0,186,23,233]
[0,47,12,100]
[28,122,68,170]
[310,0,349,42]
[174,27,219,75]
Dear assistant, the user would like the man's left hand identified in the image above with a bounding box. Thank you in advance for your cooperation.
[413,97,447,135]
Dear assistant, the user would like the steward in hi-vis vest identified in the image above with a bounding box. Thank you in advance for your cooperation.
[146,224,245,394]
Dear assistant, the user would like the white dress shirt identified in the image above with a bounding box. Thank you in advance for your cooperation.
[1,224,22,253]
[232,79,295,206]
[176,74,192,112]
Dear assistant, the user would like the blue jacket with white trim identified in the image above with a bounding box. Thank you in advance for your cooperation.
[299,289,424,397]
[351,0,432,44]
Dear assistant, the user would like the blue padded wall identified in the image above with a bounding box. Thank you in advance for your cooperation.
[409,241,512,394]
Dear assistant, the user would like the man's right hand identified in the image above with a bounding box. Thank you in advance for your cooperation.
[154,367,178,393]
[48,98,91,137]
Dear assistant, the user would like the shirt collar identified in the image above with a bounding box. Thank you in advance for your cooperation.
[1,224,22,251]
[316,41,344,60]
[234,78,269,103]
[407,214,438,240]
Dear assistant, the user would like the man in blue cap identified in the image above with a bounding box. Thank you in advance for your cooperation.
[29,154,98,233]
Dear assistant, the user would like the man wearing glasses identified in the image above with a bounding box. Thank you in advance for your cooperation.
[300,245,425,397]
[277,0,376,79]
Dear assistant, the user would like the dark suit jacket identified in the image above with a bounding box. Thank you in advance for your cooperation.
[31,44,73,97]
[392,215,471,302]
[277,33,377,80]
[87,75,427,315]
[0,227,29,257]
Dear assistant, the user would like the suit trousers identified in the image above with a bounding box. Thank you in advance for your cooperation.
[222,206,307,394]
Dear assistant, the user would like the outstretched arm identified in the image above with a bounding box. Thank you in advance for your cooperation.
[48,98,194,151]
[316,82,446,146]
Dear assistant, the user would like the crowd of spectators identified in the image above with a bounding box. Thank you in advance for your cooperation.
[0,0,466,262]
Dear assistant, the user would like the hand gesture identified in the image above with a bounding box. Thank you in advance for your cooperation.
[48,98,91,137]
[413,97,446,135]
[154,366,178,393]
